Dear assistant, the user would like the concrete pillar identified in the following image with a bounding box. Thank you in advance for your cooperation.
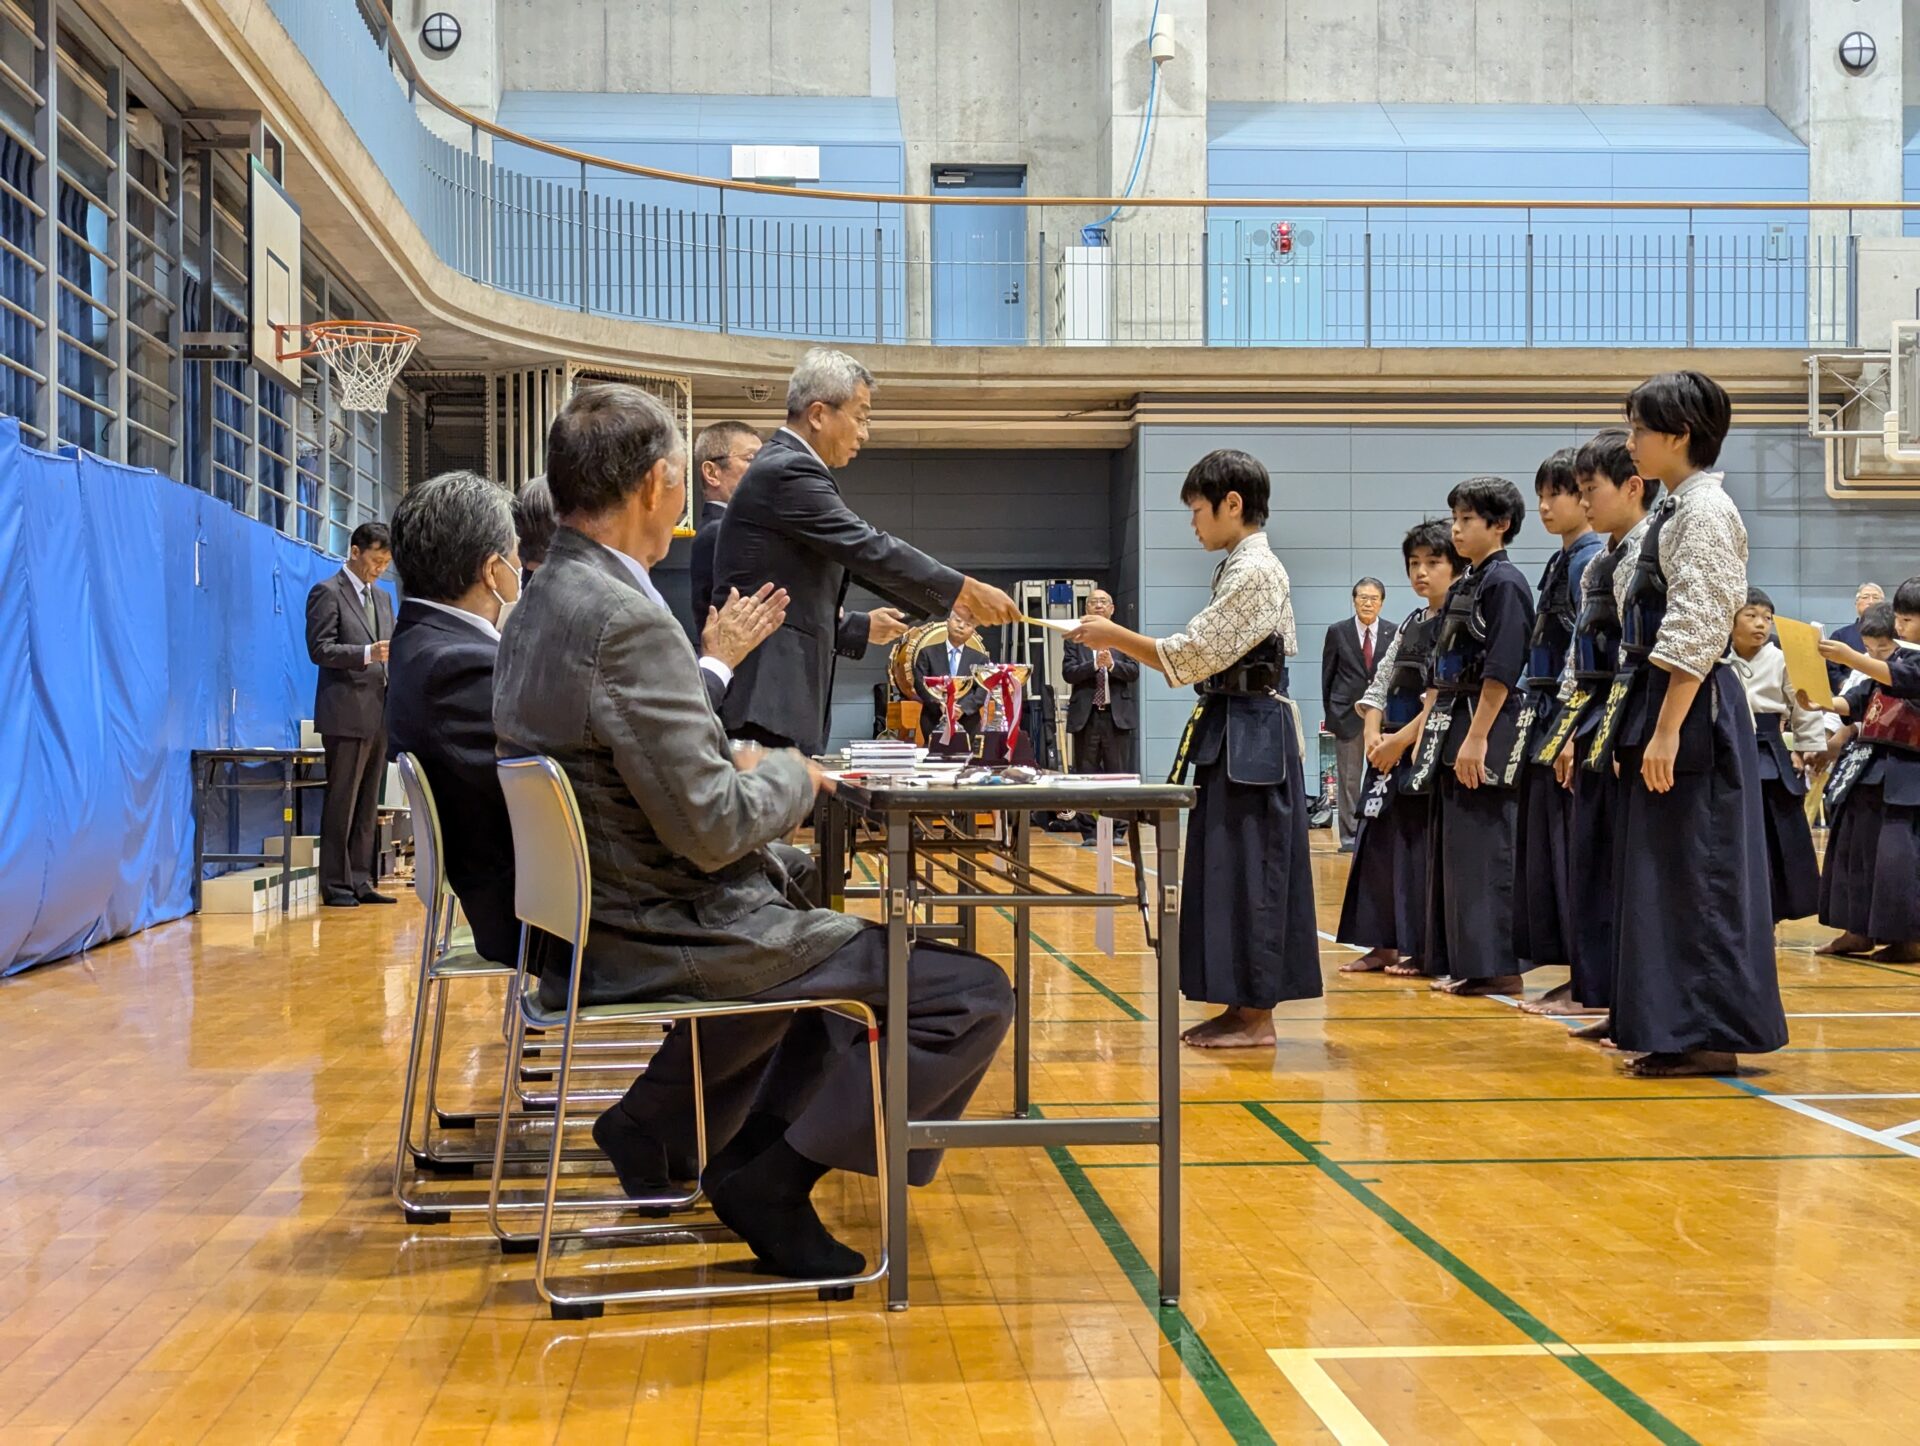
[401,0,502,156]
[1099,0,1207,344]
[1769,0,1903,342]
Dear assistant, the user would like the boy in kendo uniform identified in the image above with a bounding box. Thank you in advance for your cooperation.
[1814,582,1920,964]
[1336,519,1462,976]
[1065,449,1322,1050]
[1513,448,1605,1014]
[1726,588,1825,925]
[1409,476,1537,997]
[1531,428,1659,1032]
[1608,370,1786,1078]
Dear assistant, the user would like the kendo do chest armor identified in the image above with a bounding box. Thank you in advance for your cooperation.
[1531,542,1625,766]
[1406,566,1521,792]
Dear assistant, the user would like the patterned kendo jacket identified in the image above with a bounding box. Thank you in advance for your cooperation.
[1155,532,1303,786]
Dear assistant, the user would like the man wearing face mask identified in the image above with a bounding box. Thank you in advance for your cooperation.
[387,472,788,963]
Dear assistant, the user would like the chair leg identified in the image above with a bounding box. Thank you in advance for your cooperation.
[391,949,440,1215]
[418,981,452,1161]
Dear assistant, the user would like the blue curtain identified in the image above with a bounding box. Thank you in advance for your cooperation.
[0,414,390,974]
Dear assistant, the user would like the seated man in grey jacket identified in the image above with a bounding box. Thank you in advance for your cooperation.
[494,383,1013,1280]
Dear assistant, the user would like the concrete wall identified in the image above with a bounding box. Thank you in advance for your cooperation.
[1131,421,1919,783]
[1207,0,1768,106]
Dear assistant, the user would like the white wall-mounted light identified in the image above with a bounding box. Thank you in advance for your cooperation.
[421,11,462,56]
[1839,30,1877,74]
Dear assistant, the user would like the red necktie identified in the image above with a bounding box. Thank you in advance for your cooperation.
[1361,625,1374,674]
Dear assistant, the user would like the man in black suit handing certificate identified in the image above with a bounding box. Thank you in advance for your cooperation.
[1063,588,1139,840]
[306,521,397,906]
[1321,577,1396,853]
[713,348,1021,754]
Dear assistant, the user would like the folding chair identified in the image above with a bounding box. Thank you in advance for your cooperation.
[489,755,889,1317]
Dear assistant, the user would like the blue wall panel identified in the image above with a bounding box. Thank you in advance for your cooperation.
[0,418,390,975]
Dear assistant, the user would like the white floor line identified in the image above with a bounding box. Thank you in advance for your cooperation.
[1741,1090,1920,1161]
[1882,1119,1920,1140]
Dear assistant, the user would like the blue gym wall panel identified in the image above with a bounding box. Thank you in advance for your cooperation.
[0,417,382,976]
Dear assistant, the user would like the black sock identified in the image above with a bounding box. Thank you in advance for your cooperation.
[700,1110,790,1193]
[708,1140,863,1280]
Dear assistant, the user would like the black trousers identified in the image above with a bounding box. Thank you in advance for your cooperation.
[1072,709,1134,837]
[613,927,1014,1186]
[319,729,385,899]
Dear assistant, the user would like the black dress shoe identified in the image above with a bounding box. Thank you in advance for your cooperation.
[355,889,397,904]
[322,894,360,908]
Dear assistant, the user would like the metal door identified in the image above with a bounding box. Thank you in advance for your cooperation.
[932,165,1027,344]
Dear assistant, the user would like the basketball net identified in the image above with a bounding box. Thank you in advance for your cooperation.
[275,321,420,412]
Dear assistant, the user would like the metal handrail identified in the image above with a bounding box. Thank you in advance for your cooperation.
[354,0,1914,214]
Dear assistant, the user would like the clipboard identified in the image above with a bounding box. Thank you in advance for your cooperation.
[1773,616,1833,711]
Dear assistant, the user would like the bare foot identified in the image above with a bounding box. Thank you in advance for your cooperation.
[1340,948,1397,974]
[1180,1007,1276,1049]
[1568,1015,1613,1040]
[1179,1009,1236,1044]
[1869,942,1920,965]
[1817,933,1877,958]
[1383,960,1426,977]
[1518,982,1574,1015]
[1432,974,1525,996]
[1621,1050,1738,1078]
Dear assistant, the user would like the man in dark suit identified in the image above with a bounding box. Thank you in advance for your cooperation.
[912,612,988,751]
[687,420,761,627]
[1825,581,1884,690]
[1062,588,1140,841]
[385,472,526,963]
[306,521,397,906]
[713,347,1021,754]
[1320,577,1395,853]
[493,383,1012,1279]
[388,470,789,963]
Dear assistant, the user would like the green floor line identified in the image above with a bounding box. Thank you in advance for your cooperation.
[1075,1150,1893,1169]
[1035,1108,1274,1445]
[1035,1093,1751,1108]
[1244,1102,1702,1446]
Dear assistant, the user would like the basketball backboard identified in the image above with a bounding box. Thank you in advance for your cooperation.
[248,157,302,388]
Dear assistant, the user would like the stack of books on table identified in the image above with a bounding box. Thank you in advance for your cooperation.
[844,741,924,775]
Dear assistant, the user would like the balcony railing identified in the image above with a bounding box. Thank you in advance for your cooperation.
[270,0,1864,351]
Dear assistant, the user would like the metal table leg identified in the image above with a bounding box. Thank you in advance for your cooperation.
[884,808,912,1310]
[279,759,295,912]
[1155,808,1182,1305]
[191,757,208,912]
[1011,807,1031,1117]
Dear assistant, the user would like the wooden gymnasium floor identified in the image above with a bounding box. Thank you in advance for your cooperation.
[6,829,1920,1445]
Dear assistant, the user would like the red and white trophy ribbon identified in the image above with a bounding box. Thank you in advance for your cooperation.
[926,675,961,744]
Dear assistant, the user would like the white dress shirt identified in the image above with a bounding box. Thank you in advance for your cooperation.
[412,596,501,643]
[1356,617,1379,671]
[342,565,379,665]
[595,539,733,689]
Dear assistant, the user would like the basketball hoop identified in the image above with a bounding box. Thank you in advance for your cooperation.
[274,320,420,412]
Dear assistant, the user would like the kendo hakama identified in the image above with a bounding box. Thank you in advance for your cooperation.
[1177,680,1324,1010]
[1419,552,1536,981]
[1819,660,1920,943]
[1336,612,1437,960]
[1752,713,1820,923]
[1511,731,1574,966]
[1610,663,1787,1056]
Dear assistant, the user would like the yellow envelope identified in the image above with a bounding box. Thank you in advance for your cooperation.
[1773,616,1833,711]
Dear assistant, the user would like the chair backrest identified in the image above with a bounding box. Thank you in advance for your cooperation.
[495,755,592,953]
[394,752,443,913]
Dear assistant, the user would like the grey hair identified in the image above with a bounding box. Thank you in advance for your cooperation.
[1353,577,1387,599]
[389,469,516,602]
[546,384,685,518]
[786,347,875,416]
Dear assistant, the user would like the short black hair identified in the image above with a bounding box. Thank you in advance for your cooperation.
[349,521,390,553]
[547,384,682,519]
[1402,517,1465,574]
[1178,448,1270,527]
[1534,447,1579,498]
[513,477,557,567]
[1446,475,1526,545]
[1895,576,1920,616]
[1574,428,1662,507]
[1353,576,1386,600]
[389,470,515,603]
[1861,602,1895,640]
[1742,587,1774,614]
[1625,370,1732,469]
